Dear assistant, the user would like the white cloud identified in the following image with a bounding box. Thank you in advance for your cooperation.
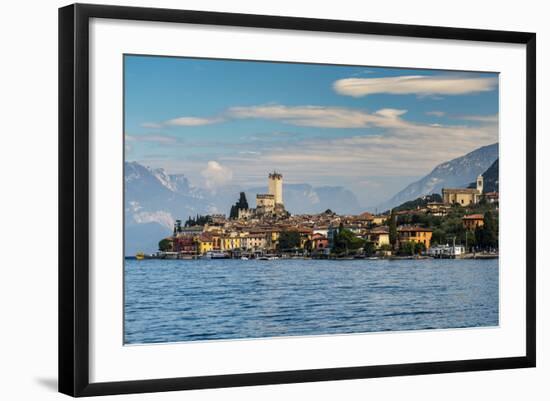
[201,161,233,189]
[125,134,178,144]
[165,116,224,126]
[216,106,498,180]
[140,122,164,129]
[456,114,498,123]
[228,105,407,128]
[426,111,446,117]
[333,75,497,98]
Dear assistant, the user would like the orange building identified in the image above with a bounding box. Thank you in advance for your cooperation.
[462,214,485,230]
[397,226,433,249]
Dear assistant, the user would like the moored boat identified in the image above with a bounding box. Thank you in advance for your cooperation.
[201,251,228,259]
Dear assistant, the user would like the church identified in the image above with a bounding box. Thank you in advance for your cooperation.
[442,175,484,206]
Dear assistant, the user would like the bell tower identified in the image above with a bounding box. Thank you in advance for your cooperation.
[476,174,484,194]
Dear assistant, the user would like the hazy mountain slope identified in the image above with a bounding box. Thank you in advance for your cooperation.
[379,143,498,210]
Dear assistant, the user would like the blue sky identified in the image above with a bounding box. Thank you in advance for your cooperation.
[125,55,499,207]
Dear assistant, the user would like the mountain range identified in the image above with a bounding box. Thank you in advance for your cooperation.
[378,143,499,211]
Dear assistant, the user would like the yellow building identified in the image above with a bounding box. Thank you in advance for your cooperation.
[221,234,241,251]
[442,175,484,206]
[196,234,213,255]
[371,215,388,226]
[367,227,390,248]
[397,227,433,249]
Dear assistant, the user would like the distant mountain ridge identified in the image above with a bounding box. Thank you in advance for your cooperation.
[379,143,499,210]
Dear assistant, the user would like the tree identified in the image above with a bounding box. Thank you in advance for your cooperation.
[363,241,376,256]
[278,230,301,251]
[229,192,249,219]
[389,209,398,249]
[475,211,498,250]
[158,238,172,252]
[414,242,426,255]
[333,229,366,255]
[398,241,415,256]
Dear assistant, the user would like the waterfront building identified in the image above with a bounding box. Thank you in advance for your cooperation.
[442,175,483,205]
[221,233,241,251]
[196,233,214,255]
[367,226,390,248]
[242,232,268,250]
[462,214,485,230]
[173,236,197,255]
[397,226,433,249]
[311,233,329,250]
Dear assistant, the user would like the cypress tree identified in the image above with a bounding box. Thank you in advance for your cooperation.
[389,209,398,249]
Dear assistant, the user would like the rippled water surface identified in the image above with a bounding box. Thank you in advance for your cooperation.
[124,258,498,344]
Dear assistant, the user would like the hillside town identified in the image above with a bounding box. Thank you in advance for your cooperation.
[150,171,499,260]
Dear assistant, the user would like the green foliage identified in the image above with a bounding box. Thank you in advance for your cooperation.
[397,241,425,256]
[333,229,366,254]
[185,214,212,227]
[278,230,301,251]
[158,238,172,252]
[363,241,376,256]
[229,192,249,219]
[398,241,416,256]
[390,193,443,212]
[389,209,397,249]
[475,210,498,250]
[414,242,426,255]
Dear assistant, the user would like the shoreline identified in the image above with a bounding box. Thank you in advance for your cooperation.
[125,253,499,261]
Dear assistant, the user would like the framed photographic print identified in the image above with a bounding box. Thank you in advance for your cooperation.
[58,3,536,397]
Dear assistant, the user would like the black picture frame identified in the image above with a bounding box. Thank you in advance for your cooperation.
[59,3,536,397]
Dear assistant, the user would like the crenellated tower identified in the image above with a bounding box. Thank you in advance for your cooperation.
[268,171,283,206]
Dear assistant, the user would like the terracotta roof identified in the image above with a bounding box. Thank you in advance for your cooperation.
[463,214,484,220]
[357,212,374,220]
[369,226,389,234]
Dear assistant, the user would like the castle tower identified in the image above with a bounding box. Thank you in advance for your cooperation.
[476,174,484,194]
[268,171,283,205]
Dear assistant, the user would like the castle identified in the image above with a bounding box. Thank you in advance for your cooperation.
[442,174,484,206]
[237,171,287,219]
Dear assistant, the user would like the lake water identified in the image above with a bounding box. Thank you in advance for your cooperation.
[124,258,498,344]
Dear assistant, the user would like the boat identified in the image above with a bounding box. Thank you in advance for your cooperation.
[201,251,228,259]
[135,252,145,260]
[240,256,249,260]
[259,255,279,260]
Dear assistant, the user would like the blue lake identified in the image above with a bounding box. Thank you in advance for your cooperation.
[124,258,499,344]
